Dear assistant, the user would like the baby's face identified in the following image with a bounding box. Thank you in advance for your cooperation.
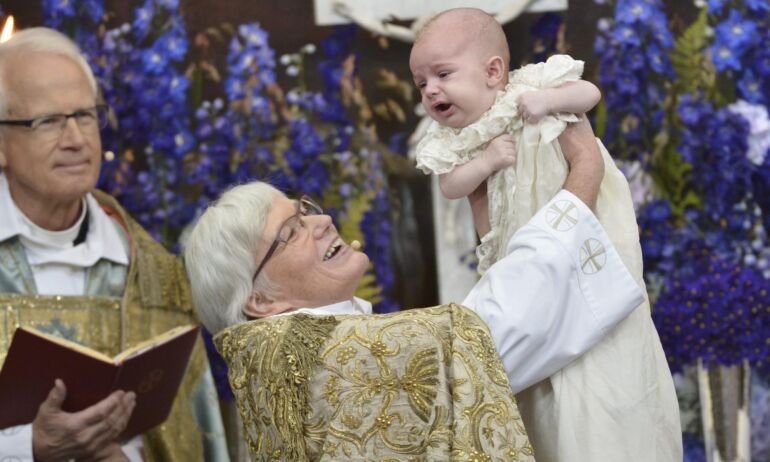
[410,34,499,129]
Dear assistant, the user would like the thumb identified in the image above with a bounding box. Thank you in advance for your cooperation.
[42,379,67,410]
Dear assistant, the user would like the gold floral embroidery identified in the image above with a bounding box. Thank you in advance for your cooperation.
[335,346,357,364]
[215,304,535,461]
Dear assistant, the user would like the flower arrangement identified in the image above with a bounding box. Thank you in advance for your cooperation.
[594,0,770,457]
[38,0,410,312]
[596,0,770,373]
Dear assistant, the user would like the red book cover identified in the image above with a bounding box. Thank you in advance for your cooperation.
[0,324,200,439]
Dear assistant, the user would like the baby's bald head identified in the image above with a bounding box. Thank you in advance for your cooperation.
[415,8,510,70]
[410,8,511,128]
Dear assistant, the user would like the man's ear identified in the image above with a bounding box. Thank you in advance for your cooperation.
[485,55,506,88]
[243,291,292,318]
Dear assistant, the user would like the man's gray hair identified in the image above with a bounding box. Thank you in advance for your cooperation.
[184,182,283,334]
[0,27,98,116]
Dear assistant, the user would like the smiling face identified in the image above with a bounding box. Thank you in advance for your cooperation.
[0,52,102,217]
[410,13,507,129]
[245,195,370,317]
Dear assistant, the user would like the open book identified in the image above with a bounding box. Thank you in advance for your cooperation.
[0,324,200,438]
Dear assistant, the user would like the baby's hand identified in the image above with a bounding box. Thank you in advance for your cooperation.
[480,134,517,173]
[517,89,551,124]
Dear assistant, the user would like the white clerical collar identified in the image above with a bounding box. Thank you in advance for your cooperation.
[0,173,129,267]
[278,297,373,318]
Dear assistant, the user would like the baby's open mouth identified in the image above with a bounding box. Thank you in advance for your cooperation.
[434,102,452,113]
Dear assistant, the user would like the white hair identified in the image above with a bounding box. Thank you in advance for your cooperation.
[184,182,283,334]
[0,27,98,116]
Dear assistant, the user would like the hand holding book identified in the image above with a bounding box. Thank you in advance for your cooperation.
[0,324,200,440]
[31,379,136,461]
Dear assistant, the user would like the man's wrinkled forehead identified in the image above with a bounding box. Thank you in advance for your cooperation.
[0,52,94,115]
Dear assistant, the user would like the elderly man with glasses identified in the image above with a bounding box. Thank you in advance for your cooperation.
[184,117,647,460]
[0,28,229,461]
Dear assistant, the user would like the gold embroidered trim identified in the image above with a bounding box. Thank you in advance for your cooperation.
[0,293,122,367]
[217,304,535,461]
[215,314,339,460]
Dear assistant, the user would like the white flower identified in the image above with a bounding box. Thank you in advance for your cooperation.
[597,18,612,32]
[279,54,292,66]
[729,100,770,166]
[617,159,655,212]
[286,65,299,77]
[302,44,316,55]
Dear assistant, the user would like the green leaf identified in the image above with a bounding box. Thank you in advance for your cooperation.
[670,9,714,95]
[594,100,607,139]
[355,270,383,304]
[338,190,375,245]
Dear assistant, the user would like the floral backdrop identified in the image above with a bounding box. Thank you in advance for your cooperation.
[594,0,770,459]
[37,0,409,315]
[22,0,416,402]
[4,0,770,459]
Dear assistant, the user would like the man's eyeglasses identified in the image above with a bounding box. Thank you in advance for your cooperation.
[252,195,323,283]
[0,105,109,140]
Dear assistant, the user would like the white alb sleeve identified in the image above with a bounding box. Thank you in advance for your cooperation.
[0,424,142,460]
[0,424,33,460]
[463,189,644,393]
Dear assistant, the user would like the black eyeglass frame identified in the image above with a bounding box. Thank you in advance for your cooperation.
[251,195,323,283]
[0,104,109,131]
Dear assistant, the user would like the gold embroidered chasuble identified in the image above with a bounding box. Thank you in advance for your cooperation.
[0,190,209,462]
[215,303,535,461]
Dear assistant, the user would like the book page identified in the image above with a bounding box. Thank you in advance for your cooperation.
[24,328,113,363]
[113,325,197,363]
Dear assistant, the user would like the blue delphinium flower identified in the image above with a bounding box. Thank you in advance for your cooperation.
[155,29,188,62]
[81,0,104,23]
[653,255,770,374]
[616,0,653,24]
[156,0,179,10]
[746,0,770,13]
[596,0,673,160]
[239,23,268,48]
[738,70,766,104]
[708,0,728,15]
[611,24,642,46]
[42,0,75,27]
[141,48,169,74]
[755,45,770,77]
[712,42,742,72]
[715,10,757,51]
[132,0,154,41]
[711,9,759,74]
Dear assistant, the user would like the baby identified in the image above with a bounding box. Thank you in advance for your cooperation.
[411,8,682,462]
